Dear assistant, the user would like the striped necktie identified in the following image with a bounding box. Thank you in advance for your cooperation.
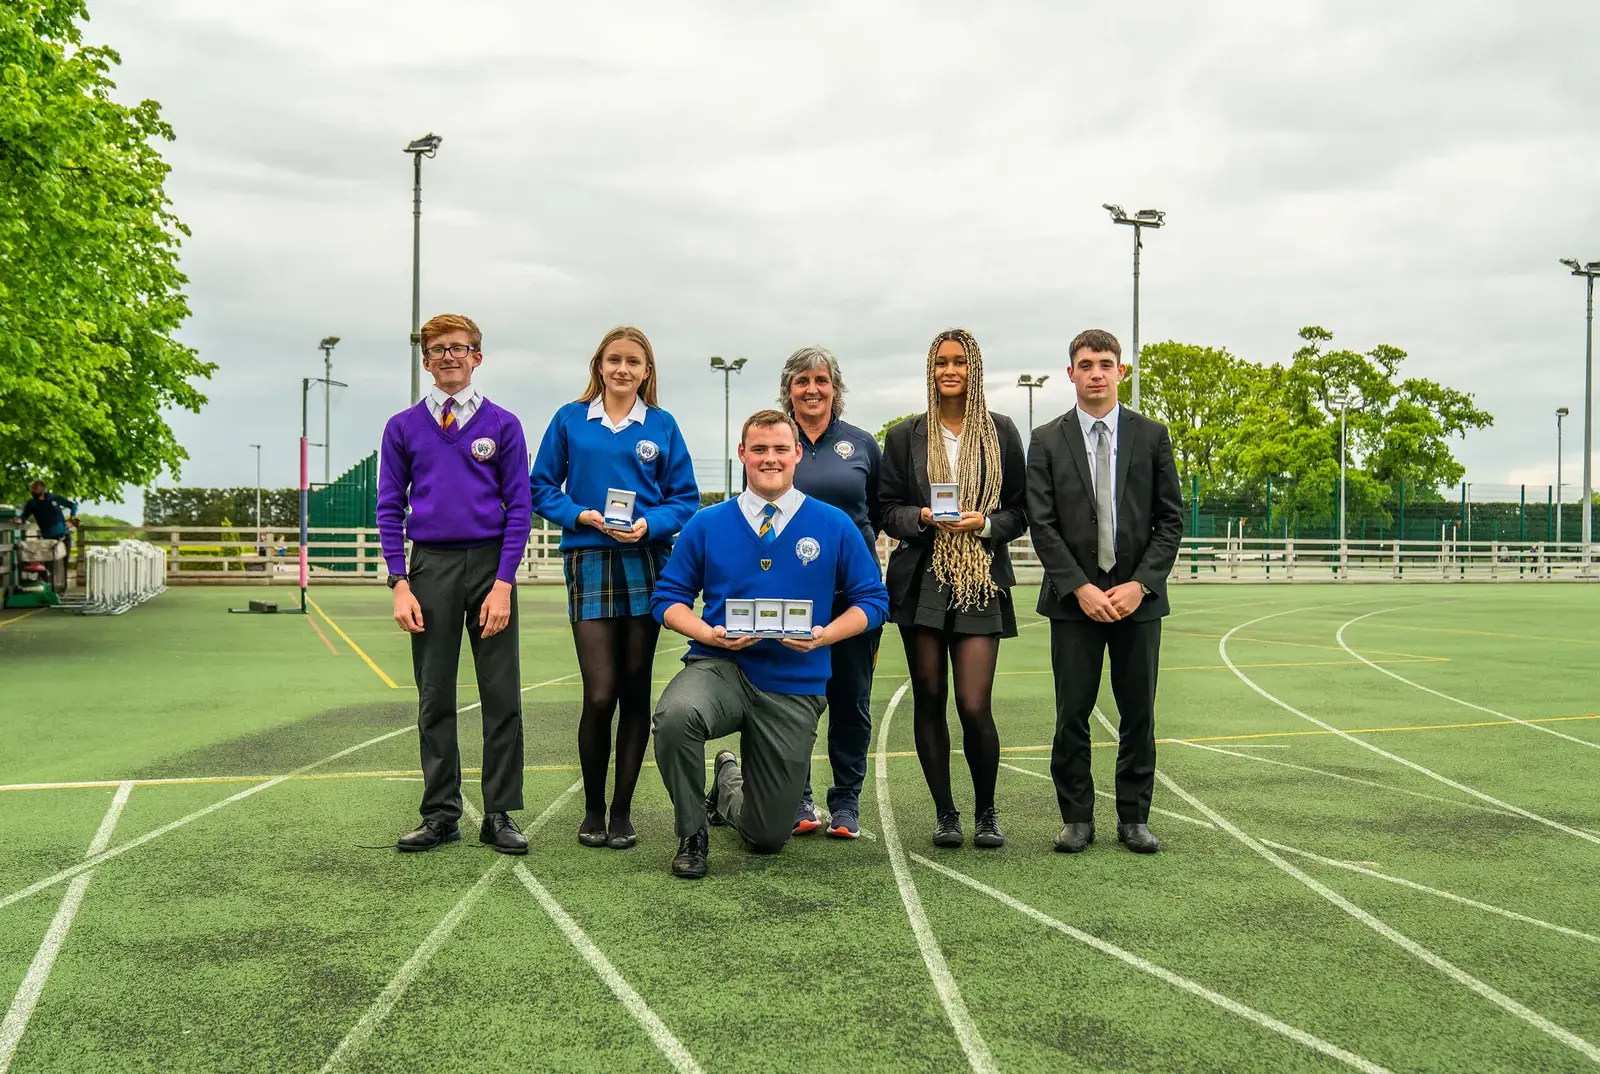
[758,502,778,544]
[440,397,456,430]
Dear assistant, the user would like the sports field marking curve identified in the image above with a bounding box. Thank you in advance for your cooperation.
[1092,710,1600,1065]
[996,761,1214,829]
[875,679,998,1074]
[911,854,1393,1074]
[321,781,583,1073]
[1337,608,1600,751]
[1261,840,1600,946]
[1219,609,1600,847]
[0,782,133,1073]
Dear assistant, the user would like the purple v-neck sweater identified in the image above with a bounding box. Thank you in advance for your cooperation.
[376,398,533,584]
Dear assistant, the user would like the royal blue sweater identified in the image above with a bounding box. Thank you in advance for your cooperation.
[651,496,889,696]
[529,401,700,552]
[376,398,533,584]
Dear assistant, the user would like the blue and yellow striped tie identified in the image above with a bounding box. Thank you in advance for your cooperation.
[758,502,778,544]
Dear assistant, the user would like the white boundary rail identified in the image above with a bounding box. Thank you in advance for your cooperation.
[82,541,168,614]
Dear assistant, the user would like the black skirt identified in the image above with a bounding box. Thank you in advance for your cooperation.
[892,562,1017,638]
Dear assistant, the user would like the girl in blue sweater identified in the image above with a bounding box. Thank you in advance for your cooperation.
[530,326,700,850]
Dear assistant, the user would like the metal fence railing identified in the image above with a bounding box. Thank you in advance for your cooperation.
[83,541,168,614]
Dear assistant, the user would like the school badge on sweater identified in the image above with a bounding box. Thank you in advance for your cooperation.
[795,537,820,565]
[471,438,496,461]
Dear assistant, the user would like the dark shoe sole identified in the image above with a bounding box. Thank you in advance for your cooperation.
[1119,838,1160,854]
[397,830,461,853]
[974,834,1006,849]
[607,834,638,850]
[1053,841,1090,853]
[486,841,529,856]
[671,864,707,879]
[578,832,609,848]
[932,833,964,848]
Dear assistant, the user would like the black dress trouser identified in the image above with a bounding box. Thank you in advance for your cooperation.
[1048,609,1162,825]
[409,542,524,825]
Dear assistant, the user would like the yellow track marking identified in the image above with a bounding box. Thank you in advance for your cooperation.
[308,596,399,689]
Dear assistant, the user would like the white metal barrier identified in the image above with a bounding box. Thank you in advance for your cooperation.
[83,540,168,614]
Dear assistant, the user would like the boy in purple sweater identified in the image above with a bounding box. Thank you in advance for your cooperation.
[377,314,533,854]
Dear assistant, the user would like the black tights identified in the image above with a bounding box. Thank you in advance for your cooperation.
[572,616,661,823]
[901,626,1001,815]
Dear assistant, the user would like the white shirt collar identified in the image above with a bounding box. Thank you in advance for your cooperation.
[739,486,806,521]
[587,396,648,433]
[429,383,479,409]
[1076,403,1120,437]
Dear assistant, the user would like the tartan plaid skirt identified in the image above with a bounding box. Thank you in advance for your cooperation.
[563,545,671,622]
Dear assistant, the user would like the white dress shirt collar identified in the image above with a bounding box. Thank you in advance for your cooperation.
[738,486,807,538]
[588,395,649,433]
[425,383,481,426]
[1075,403,1120,439]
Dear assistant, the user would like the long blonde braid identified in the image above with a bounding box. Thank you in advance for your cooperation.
[924,328,1002,610]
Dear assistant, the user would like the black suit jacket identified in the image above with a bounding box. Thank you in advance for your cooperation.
[1026,407,1184,621]
[879,412,1028,614]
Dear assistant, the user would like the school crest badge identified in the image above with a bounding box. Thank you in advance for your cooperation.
[470,437,496,461]
[795,536,821,565]
[636,439,660,462]
[833,440,855,459]
[760,558,773,571]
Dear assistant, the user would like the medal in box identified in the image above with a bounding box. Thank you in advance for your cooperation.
[603,487,638,530]
[753,599,786,638]
[782,599,814,636]
[929,482,961,522]
[724,598,755,637]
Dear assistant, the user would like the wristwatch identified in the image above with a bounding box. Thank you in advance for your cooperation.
[387,573,408,589]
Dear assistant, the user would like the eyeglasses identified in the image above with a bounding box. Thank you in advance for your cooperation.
[424,344,478,359]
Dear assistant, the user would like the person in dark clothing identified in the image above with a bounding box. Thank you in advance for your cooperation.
[21,482,77,562]
[879,329,1028,850]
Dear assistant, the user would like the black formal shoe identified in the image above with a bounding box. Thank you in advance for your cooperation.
[1117,823,1160,854]
[672,828,709,878]
[705,750,737,827]
[932,810,963,848]
[480,812,528,855]
[607,814,637,850]
[397,820,460,852]
[578,810,609,848]
[973,808,1006,849]
[1054,822,1095,853]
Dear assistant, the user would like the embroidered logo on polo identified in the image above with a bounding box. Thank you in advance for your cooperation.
[470,438,496,461]
[833,440,855,459]
[795,536,820,565]
[635,439,660,462]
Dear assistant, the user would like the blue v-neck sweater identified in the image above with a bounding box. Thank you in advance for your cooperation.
[650,497,889,695]
[376,398,533,584]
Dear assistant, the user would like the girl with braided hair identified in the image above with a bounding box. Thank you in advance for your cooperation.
[879,329,1028,848]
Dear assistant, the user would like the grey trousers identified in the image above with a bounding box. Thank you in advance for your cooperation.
[653,658,826,851]
[409,542,524,825]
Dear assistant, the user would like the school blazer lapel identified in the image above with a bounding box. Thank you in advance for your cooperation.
[910,416,930,504]
[1062,410,1094,499]
[1115,408,1135,517]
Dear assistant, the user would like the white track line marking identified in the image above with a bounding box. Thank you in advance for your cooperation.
[911,853,1393,1074]
[1261,840,1600,946]
[875,680,997,1074]
[1220,610,1600,847]
[0,670,594,914]
[1168,740,1521,819]
[321,781,582,1073]
[0,782,133,1073]
[996,761,1214,829]
[1093,710,1600,1065]
[1337,609,1600,751]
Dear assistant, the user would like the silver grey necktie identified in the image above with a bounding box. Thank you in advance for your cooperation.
[1093,420,1115,572]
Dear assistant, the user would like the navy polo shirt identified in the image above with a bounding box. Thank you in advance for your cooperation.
[793,417,882,553]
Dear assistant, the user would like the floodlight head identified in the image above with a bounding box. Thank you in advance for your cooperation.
[1557,406,1570,417]
[730,358,748,372]
[1586,262,1600,273]
[320,336,340,349]
[1134,208,1166,225]
[710,356,726,370]
[404,133,442,156]
[1560,258,1581,271]
[1102,203,1124,217]
[1037,374,1049,386]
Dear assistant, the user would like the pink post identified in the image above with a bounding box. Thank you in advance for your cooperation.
[298,436,310,594]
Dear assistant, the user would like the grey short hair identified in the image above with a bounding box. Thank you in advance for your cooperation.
[777,346,847,419]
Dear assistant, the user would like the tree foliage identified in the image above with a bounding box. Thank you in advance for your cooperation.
[0,0,214,502]
[143,487,298,528]
[876,412,920,446]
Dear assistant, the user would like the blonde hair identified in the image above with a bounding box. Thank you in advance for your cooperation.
[420,313,481,349]
[925,328,1002,610]
[578,326,659,408]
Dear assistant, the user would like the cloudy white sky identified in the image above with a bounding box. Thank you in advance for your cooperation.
[79,0,1600,512]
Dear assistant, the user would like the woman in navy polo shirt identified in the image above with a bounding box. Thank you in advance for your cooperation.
[780,346,883,840]
[530,326,700,849]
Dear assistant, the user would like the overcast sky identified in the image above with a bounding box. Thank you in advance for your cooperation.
[78,0,1600,514]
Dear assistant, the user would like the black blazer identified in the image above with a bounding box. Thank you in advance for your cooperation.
[879,412,1028,614]
[1026,407,1184,621]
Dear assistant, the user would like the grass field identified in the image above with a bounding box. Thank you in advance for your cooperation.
[1,582,1597,1073]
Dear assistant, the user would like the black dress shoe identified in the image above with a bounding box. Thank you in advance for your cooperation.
[1117,823,1160,854]
[705,750,737,827]
[607,814,637,850]
[672,828,709,878]
[397,820,461,852]
[973,808,1006,849]
[932,810,963,848]
[1053,822,1095,853]
[578,810,609,848]
[480,812,528,855]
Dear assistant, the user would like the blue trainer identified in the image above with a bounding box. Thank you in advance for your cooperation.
[826,807,860,839]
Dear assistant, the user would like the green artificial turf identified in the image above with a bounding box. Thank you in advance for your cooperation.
[0,583,1597,1072]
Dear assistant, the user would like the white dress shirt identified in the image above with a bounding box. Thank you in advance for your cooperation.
[738,486,807,539]
[1075,403,1121,535]
[426,384,481,428]
[588,395,648,433]
[935,422,994,538]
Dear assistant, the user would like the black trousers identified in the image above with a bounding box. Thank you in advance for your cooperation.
[1048,615,1162,825]
[803,626,882,815]
[409,543,524,825]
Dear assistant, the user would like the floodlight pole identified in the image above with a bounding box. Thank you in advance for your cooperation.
[1556,407,1568,547]
[1017,374,1049,440]
[710,356,747,500]
[1561,258,1598,570]
[1104,204,1165,411]
[404,134,442,405]
[319,336,340,485]
[249,442,262,544]
[300,375,347,614]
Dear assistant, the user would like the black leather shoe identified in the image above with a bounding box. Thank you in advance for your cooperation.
[578,810,609,848]
[1117,823,1160,854]
[1054,822,1095,853]
[480,812,528,855]
[607,814,637,850]
[973,808,1006,849]
[672,828,709,878]
[397,820,460,852]
[932,810,963,848]
[705,750,737,827]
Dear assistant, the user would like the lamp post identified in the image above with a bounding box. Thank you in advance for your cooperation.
[404,133,442,405]
[301,375,347,614]
[248,443,262,549]
[1331,390,1353,575]
[1016,373,1049,435]
[1559,259,1598,561]
[319,336,340,484]
[1103,203,1165,412]
[1557,406,1570,546]
[709,356,747,500]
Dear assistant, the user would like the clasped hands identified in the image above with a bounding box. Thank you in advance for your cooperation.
[578,509,649,544]
[1073,581,1145,623]
[918,506,986,534]
[702,624,835,653]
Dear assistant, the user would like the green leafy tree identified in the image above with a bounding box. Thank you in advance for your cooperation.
[876,412,920,446]
[0,0,214,502]
[1119,341,1260,485]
